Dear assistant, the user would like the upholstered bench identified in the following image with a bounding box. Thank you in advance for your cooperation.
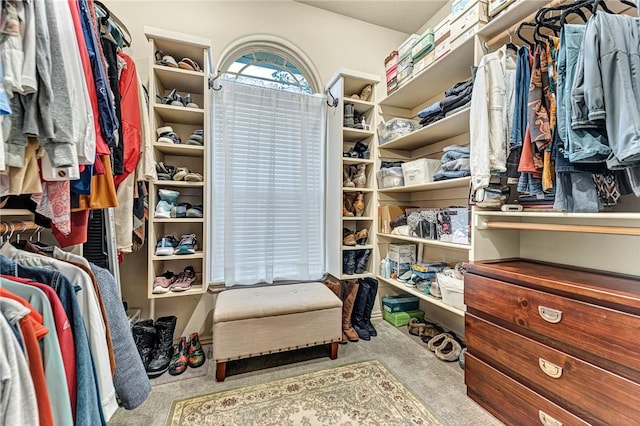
[212,282,342,381]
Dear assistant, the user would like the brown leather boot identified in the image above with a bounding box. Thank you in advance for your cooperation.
[341,280,360,342]
[323,278,346,343]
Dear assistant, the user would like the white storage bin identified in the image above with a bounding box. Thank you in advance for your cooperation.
[437,273,465,310]
[401,158,442,185]
[450,0,489,41]
[377,167,404,189]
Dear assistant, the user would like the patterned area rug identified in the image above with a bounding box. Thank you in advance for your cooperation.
[166,360,443,425]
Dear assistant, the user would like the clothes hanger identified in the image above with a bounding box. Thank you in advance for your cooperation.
[94,0,132,48]
[505,29,518,52]
[516,21,536,48]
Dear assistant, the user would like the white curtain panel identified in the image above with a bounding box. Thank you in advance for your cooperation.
[210,81,326,286]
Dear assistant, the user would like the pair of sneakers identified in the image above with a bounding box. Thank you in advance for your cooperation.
[152,266,197,293]
[155,234,198,256]
[155,189,180,218]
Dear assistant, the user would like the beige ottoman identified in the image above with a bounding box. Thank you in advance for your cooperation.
[212,282,342,381]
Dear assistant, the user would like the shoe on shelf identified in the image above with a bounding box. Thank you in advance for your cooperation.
[355,228,368,245]
[155,162,176,180]
[184,172,203,182]
[170,203,192,218]
[175,234,198,255]
[186,205,203,218]
[178,57,202,72]
[153,271,176,294]
[343,228,356,246]
[171,266,197,292]
[186,129,204,146]
[168,337,188,375]
[187,332,206,368]
[155,236,179,256]
[155,200,174,218]
[156,126,181,144]
[158,188,180,203]
[173,167,189,181]
[182,93,199,108]
[354,249,372,274]
[155,50,178,68]
[352,163,367,188]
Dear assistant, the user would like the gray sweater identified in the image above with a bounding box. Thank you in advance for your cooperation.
[90,264,151,410]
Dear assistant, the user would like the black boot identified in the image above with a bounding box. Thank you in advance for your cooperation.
[147,316,177,378]
[343,251,357,275]
[344,103,355,128]
[132,319,156,370]
[351,279,371,340]
[363,278,379,337]
[352,140,369,158]
[354,249,372,274]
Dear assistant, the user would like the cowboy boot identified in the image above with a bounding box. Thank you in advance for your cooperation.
[351,279,371,340]
[343,250,357,275]
[352,164,367,188]
[354,249,372,274]
[147,315,177,377]
[323,279,347,343]
[343,165,355,187]
[362,277,379,337]
[352,192,365,217]
[343,193,355,217]
[341,280,360,342]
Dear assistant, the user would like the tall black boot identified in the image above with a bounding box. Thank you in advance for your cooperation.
[132,319,156,369]
[363,278,379,337]
[147,315,177,378]
[354,249,372,274]
[343,251,357,275]
[351,279,371,340]
[344,103,355,128]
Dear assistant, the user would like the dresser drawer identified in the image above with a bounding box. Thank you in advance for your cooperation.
[466,354,589,426]
[465,273,640,378]
[466,314,640,425]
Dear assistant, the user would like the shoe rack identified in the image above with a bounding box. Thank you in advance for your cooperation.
[325,69,380,280]
[145,27,212,304]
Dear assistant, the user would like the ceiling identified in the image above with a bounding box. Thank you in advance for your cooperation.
[294,1,448,34]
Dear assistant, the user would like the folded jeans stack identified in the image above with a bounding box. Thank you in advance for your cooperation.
[416,74,476,127]
[433,145,471,181]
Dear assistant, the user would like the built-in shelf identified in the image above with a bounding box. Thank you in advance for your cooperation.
[378,108,470,151]
[340,272,375,280]
[377,276,465,317]
[476,0,549,39]
[149,285,206,299]
[342,245,374,251]
[152,218,204,223]
[343,97,375,114]
[474,211,640,220]
[0,209,33,216]
[153,143,204,157]
[342,187,374,193]
[153,65,205,94]
[152,251,205,261]
[378,233,471,251]
[380,37,475,110]
[378,177,471,193]
[342,157,374,165]
[153,180,205,187]
[342,216,374,221]
[343,127,375,142]
[154,104,205,125]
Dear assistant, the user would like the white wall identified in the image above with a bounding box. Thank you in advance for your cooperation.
[108,0,415,338]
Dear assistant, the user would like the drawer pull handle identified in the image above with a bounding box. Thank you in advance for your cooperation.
[538,306,562,323]
[539,410,563,426]
[539,358,563,378]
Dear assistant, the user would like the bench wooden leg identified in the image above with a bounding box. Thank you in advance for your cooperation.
[216,362,227,382]
[330,341,339,360]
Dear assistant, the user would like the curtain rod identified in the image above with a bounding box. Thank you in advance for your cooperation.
[478,220,640,236]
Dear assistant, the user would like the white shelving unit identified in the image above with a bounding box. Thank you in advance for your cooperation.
[326,69,380,280]
[145,27,212,315]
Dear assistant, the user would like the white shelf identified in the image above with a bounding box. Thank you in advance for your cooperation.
[344,97,375,114]
[153,65,205,94]
[153,180,205,187]
[152,251,205,261]
[475,211,640,220]
[0,209,33,217]
[153,143,204,157]
[342,187,373,193]
[153,218,204,223]
[342,245,374,251]
[339,272,376,280]
[154,104,205,125]
[477,0,549,39]
[380,37,475,110]
[377,276,465,317]
[343,127,375,142]
[378,107,470,151]
[149,285,206,299]
[378,233,471,251]
[342,157,373,165]
[378,177,470,193]
[342,216,374,221]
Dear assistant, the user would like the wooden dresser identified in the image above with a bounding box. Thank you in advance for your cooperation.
[464,258,640,426]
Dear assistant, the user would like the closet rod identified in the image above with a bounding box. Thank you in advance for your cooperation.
[0,220,41,234]
[479,221,640,236]
[485,0,568,48]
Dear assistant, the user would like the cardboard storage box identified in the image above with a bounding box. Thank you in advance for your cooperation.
[450,0,489,41]
[437,207,471,244]
[385,50,398,73]
[387,77,398,94]
[489,0,517,17]
[451,0,487,19]
[398,34,420,59]
[411,28,435,60]
[413,50,435,76]
[383,309,425,327]
[388,244,417,277]
[401,158,442,185]
[434,41,451,61]
[382,295,420,313]
[434,16,451,44]
[379,205,417,234]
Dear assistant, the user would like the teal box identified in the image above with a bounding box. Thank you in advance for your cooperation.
[382,295,420,313]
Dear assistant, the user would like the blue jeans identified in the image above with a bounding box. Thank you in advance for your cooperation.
[0,256,106,426]
[510,46,530,150]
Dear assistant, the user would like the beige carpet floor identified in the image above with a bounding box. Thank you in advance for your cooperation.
[108,319,503,426]
[167,360,443,425]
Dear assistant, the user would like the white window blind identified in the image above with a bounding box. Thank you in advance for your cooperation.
[209,81,326,286]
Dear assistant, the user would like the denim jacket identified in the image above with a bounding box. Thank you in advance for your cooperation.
[470,45,517,191]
